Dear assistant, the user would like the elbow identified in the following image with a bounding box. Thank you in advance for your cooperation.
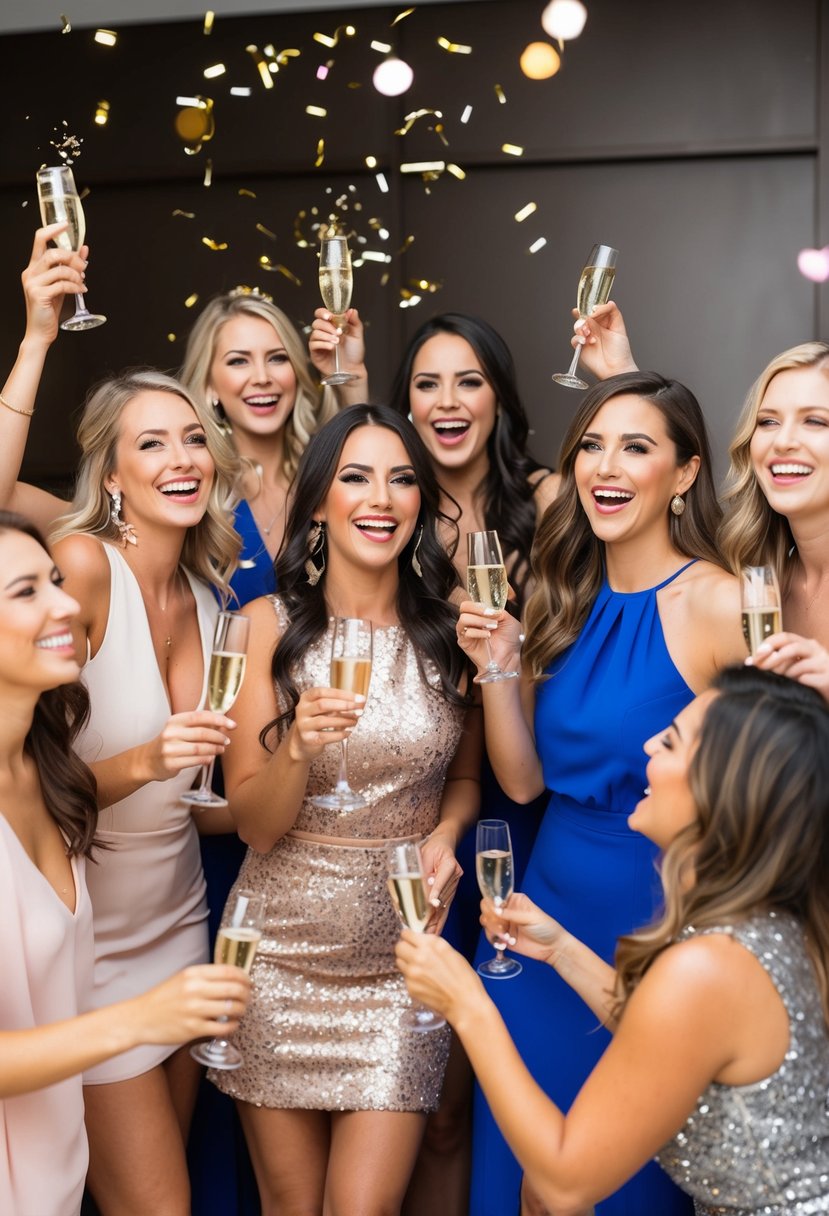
[237,824,275,854]
[526,1177,595,1216]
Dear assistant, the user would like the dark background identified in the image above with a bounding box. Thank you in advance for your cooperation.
[0,0,826,489]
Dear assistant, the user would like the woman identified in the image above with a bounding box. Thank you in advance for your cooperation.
[396,664,829,1215]
[1,228,243,1213]
[0,511,250,1216]
[457,372,746,1215]
[213,405,482,1215]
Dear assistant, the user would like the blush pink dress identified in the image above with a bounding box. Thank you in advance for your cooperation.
[76,542,216,1084]
[0,816,94,1216]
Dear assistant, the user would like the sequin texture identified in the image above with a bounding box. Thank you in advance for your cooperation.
[210,600,465,1112]
[656,911,829,1214]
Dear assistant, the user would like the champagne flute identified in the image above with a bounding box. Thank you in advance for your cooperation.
[741,565,783,652]
[36,165,107,331]
[387,840,447,1033]
[476,819,522,979]
[319,231,357,386]
[552,243,618,389]
[190,888,265,1070]
[310,617,372,811]
[466,530,519,684]
[181,611,250,809]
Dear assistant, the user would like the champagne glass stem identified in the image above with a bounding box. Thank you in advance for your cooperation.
[563,344,582,381]
[335,738,351,794]
[195,755,217,799]
[333,338,342,378]
[482,635,499,673]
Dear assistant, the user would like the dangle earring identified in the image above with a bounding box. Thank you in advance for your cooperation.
[109,489,138,547]
[211,395,232,437]
[670,494,686,517]
[410,525,424,578]
[305,521,326,585]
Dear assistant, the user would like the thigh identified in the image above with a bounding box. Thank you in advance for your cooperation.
[236,1101,330,1216]
[163,1043,201,1140]
[84,1067,190,1216]
[325,1109,427,1216]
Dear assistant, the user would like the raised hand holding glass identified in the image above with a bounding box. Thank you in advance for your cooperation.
[552,243,618,389]
[36,165,107,331]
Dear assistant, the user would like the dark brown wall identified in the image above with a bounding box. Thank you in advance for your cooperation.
[0,0,824,488]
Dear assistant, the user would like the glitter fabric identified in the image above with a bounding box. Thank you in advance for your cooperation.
[211,599,465,1113]
[657,911,829,1214]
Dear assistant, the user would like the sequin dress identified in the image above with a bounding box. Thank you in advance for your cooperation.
[211,598,465,1113]
[657,911,829,1215]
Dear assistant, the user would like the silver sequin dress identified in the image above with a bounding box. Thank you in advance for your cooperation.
[211,598,465,1113]
[657,911,829,1215]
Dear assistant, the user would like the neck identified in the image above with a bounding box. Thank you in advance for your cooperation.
[235,429,287,487]
[434,453,489,511]
[604,532,686,594]
[0,685,38,772]
[324,558,401,624]
[788,516,829,580]
[117,525,186,598]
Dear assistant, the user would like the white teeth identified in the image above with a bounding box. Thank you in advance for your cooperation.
[434,420,469,431]
[246,396,278,406]
[771,463,812,476]
[594,489,633,500]
[160,481,199,494]
[357,520,395,530]
[36,632,73,650]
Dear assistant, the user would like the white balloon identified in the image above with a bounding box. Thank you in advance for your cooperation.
[372,57,414,97]
[541,0,588,40]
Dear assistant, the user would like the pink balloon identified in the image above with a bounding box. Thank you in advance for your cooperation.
[797,246,829,282]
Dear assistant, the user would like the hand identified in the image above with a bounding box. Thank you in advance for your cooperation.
[395,926,486,1022]
[142,710,236,782]
[287,686,365,762]
[129,963,252,1046]
[457,599,523,676]
[746,631,829,703]
[420,830,462,933]
[480,893,566,965]
[21,224,88,347]
[571,300,637,381]
[308,306,368,384]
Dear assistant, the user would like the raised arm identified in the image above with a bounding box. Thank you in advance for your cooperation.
[308,306,370,405]
[571,300,639,382]
[1,225,87,532]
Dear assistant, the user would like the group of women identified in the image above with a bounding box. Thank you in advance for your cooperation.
[0,218,827,1216]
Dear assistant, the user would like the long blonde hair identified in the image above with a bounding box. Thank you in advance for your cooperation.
[179,291,338,485]
[51,370,241,601]
[615,666,829,1028]
[718,342,829,586]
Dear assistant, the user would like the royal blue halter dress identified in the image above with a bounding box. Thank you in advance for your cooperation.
[469,563,698,1216]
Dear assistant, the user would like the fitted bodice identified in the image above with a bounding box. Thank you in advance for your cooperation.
[534,564,695,813]
[657,912,829,1215]
[228,498,277,607]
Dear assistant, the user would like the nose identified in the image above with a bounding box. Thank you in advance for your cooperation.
[596,446,619,479]
[52,584,80,621]
[368,476,392,509]
[251,357,271,385]
[436,379,458,410]
[642,732,658,757]
[771,420,799,451]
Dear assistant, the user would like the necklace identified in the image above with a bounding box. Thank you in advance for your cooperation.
[252,464,285,538]
[133,568,185,653]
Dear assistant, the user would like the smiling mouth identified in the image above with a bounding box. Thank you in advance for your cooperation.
[158,480,201,500]
[432,419,471,442]
[244,395,280,412]
[354,518,398,540]
[592,488,634,508]
[770,463,813,479]
[36,631,74,651]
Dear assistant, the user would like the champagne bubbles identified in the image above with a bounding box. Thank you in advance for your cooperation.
[541,0,588,41]
[372,57,414,97]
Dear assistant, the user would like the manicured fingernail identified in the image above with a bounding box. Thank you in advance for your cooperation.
[755,643,772,656]
[483,607,498,617]
[355,695,366,703]
[744,656,754,666]
[352,708,363,717]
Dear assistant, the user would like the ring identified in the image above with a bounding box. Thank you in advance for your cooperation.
[462,626,468,637]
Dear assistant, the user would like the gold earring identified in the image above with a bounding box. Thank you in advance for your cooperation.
[305,521,326,585]
[670,494,686,517]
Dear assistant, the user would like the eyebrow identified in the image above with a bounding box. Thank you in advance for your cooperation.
[4,566,58,591]
[758,404,829,414]
[222,346,287,356]
[583,430,657,444]
[135,423,205,439]
[339,462,416,474]
[413,368,481,378]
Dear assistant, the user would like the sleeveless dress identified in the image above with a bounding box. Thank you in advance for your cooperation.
[211,597,465,1112]
[658,912,829,1214]
[75,542,217,1084]
[0,817,94,1216]
[470,564,698,1216]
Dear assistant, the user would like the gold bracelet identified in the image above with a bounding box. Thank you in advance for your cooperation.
[0,392,34,418]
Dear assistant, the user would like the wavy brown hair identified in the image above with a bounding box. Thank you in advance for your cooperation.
[0,512,99,858]
[615,665,829,1028]
[522,372,723,680]
[718,342,829,589]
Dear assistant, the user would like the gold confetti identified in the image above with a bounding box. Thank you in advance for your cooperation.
[315,138,325,167]
[230,86,251,96]
[437,36,472,54]
[391,7,415,24]
[203,158,213,186]
[347,81,362,89]
[94,29,117,47]
[395,108,442,136]
[201,236,227,251]
[313,24,356,48]
[528,237,547,253]
[361,250,392,263]
[175,98,215,152]
[306,105,328,118]
[238,188,256,199]
[398,235,415,253]
[60,14,71,33]
[203,63,226,78]
[93,100,110,126]
[375,173,389,193]
[246,45,274,89]
[256,222,277,239]
[401,160,445,173]
[371,40,392,53]
[502,143,524,156]
[203,10,215,34]
[515,201,537,222]
[446,162,466,180]
[172,209,195,219]
[167,333,177,342]
[494,84,507,104]
[460,104,473,123]
[275,264,302,286]
[259,255,275,269]
[365,155,378,169]
[435,123,449,148]
[184,293,199,307]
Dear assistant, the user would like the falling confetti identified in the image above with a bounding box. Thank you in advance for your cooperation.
[494,84,507,104]
[60,14,71,33]
[460,104,473,123]
[256,222,277,239]
[437,36,472,54]
[313,25,356,49]
[391,8,415,24]
[528,237,547,253]
[203,63,226,79]
[172,209,196,219]
[93,100,110,127]
[315,138,325,167]
[93,29,117,47]
[246,45,274,89]
[201,236,228,250]
[395,108,443,136]
[306,105,328,118]
[400,160,445,173]
[238,188,256,199]
[446,163,466,179]
[502,143,524,156]
[514,202,538,222]
[203,10,214,35]
[184,293,199,307]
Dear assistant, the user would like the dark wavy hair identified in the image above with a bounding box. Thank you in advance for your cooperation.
[0,512,99,858]
[264,405,466,744]
[388,313,549,613]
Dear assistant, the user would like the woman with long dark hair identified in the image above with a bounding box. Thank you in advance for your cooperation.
[396,665,829,1215]
[210,404,481,1214]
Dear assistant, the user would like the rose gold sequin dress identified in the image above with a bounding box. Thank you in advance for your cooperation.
[211,598,465,1113]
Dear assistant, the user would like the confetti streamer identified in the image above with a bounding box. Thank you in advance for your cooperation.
[395,108,442,136]
[306,105,328,117]
[256,222,277,239]
[514,201,537,222]
[238,188,256,199]
[528,237,547,253]
[201,236,227,250]
[315,139,325,167]
[437,36,472,54]
[313,25,355,48]
[494,84,507,104]
[94,29,117,47]
[501,143,524,156]
[60,14,71,33]
[391,7,415,24]
[203,11,215,35]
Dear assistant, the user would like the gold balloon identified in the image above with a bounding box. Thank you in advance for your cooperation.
[519,41,561,80]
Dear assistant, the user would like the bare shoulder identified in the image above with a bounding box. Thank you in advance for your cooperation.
[52,533,111,589]
[528,469,561,517]
[626,934,747,1036]
[683,562,741,617]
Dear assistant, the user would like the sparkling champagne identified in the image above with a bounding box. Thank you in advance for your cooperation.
[214,926,261,973]
[330,656,372,699]
[39,192,86,253]
[742,607,782,653]
[577,264,616,318]
[319,265,353,317]
[476,848,513,903]
[208,651,246,714]
[466,564,508,612]
[387,873,430,932]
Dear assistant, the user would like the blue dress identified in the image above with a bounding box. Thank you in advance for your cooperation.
[470,564,698,1216]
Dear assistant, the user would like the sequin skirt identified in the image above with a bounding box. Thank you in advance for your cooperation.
[209,832,450,1113]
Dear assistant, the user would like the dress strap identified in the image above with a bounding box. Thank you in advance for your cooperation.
[653,558,698,592]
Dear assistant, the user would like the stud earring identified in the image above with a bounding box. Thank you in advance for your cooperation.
[109,489,138,547]
[670,494,686,517]
[305,521,326,585]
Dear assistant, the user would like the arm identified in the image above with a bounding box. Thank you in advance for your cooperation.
[456,601,545,801]
[0,964,249,1099]
[0,224,86,531]
[308,306,370,405]
[223,597,363,851]
[570,301,638,383]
